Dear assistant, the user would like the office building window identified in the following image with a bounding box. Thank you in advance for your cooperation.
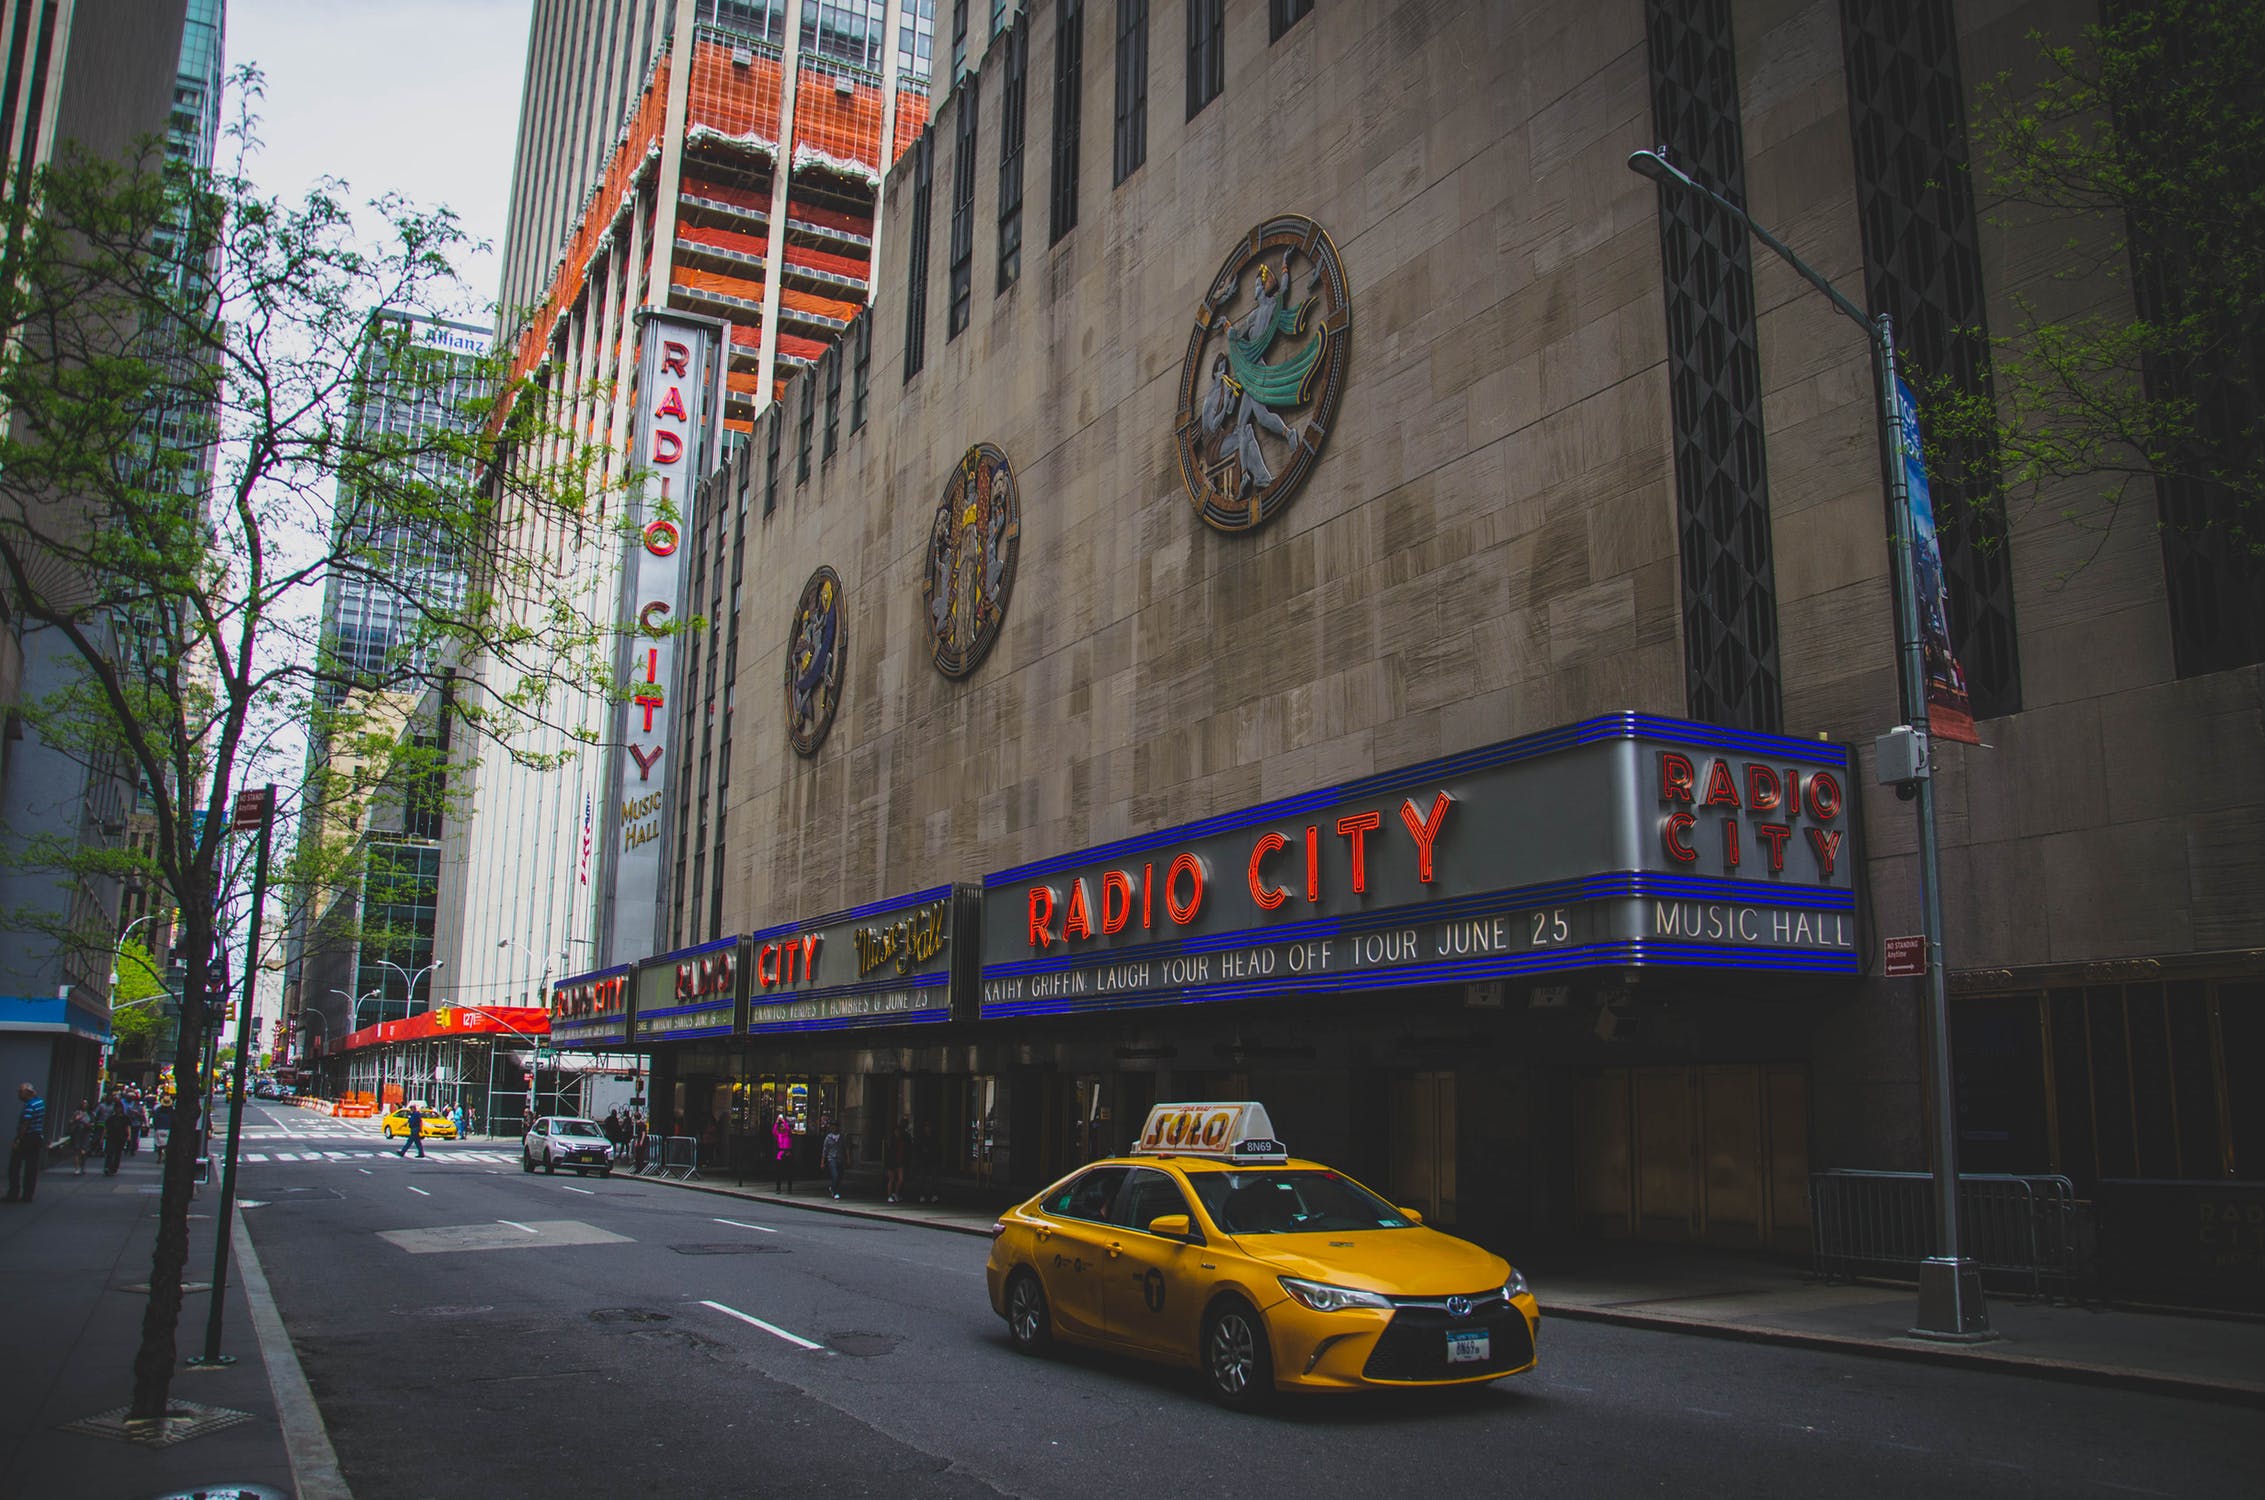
[951,0,969,81]
[764,404,781,515]
[796,372,814,482]
[1841,0,2022,712]
[1268,0,1312,43]
[1113,0,1147,184]
[1644,0,1782,733]
[998,13,1029,292]
[904,130,934,379]
[949,76,981,337]
[1186,0,1222,118]
[851,312,872,429]
[898,0,937,83]
[823,346,841,458]
[1050,0,1083,243]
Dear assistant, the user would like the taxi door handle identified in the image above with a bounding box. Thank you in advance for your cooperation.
[1106,1241,1123,1258]
[1035,1225,1053,1240]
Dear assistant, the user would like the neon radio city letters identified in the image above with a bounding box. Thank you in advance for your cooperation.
[675,949,735,1001]
[554,975,627,1021]
[1024,792,1454,951]
[624,340,694,796]
[1656,751,1844,879]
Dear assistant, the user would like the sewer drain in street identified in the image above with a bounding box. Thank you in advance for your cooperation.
[669,1242,788,1255]
[826,1332,899,1358]
[588,1307,673,1324]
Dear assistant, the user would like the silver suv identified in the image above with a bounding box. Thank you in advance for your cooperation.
[522,1115,616,1176]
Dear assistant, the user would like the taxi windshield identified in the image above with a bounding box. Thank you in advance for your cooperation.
[1188,1169,1414,1234]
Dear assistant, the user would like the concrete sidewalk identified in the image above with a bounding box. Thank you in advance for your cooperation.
[0,1141,328,1498]
[642,1169,2265,1408]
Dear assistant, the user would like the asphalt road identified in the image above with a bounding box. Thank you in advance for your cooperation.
[227,1107,2264,1499]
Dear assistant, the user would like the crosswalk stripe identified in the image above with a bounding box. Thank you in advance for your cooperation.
[244,1153,267,1162]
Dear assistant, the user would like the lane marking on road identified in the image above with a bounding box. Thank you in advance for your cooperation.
[559,1184,594,1194]
[357,1168,373,1175]
[244,1154,268,1162]
[498,1219,538,1234]
[713,1217,778,1234]
[407,1186,431,1196]
[699,1299,823,1351]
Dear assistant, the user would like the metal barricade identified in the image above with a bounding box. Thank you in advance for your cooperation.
[647,1135,699,1181]
[1810,1169,2084,1300]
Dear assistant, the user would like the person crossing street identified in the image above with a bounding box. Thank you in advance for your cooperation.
[396,1102,427,1159]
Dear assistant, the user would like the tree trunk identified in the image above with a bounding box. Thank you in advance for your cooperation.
[127,936,212,1422]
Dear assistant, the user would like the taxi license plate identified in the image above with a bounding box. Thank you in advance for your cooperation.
[1445,1330,1490,1364]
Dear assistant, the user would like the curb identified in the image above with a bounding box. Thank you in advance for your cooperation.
[235,1207,355,1500]
[1542,1302,2265,1409]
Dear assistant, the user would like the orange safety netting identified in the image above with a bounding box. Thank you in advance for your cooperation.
[678,221,772,259]
[673,265,767,305]
[783,241,869,281]
[725,417,754,433]
[681,175,772,213]
[724,368,765,393]
[686,39,785,146]
[780,285,861,324]
[893,87,931,162]
[731,323,764,349]
[776,332,830,363]
[789,62,883,174]
[784,196,873,239]
[509,55,673,393]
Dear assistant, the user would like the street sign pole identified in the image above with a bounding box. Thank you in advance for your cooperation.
[191,784,275,1367]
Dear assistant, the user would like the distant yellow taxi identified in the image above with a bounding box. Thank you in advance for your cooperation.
[378,1105,457,1141]
[985,1103,1538,1407]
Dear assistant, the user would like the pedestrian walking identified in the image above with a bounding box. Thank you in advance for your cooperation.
[884,1119,909,1204]
[68,1100,94,1175]
[6,1082,46,1202]
[152,1099,174,1153]
[397,1102,427,1159]
[821,1117,844,1199]
[771,1110,795,1194]
[101,1093,130,1175]
[121,1091,143,1156]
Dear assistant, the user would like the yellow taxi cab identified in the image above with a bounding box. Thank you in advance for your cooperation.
[984,1102,1538,1407]
[378,1104,458,1141]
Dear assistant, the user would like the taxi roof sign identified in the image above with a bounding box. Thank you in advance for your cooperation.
[1132,1102,1288,1162]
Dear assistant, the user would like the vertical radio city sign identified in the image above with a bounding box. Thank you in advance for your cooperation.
[602,313,717,966]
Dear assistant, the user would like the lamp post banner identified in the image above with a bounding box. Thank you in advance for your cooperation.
[1893,378,1978,745]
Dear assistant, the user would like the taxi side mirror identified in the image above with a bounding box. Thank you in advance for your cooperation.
[1145,1213,1196,1240]
[1397,1206,1425,1226]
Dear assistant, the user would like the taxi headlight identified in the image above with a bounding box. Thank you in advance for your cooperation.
[1278,1275,1393,1313]
[1503,1268,1529,1299]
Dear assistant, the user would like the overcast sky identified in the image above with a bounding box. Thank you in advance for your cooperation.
[227,0,535,329]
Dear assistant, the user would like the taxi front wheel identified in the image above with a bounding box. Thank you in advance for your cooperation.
[1202,1298,1274,1411]
[1005,1271,1051,1355]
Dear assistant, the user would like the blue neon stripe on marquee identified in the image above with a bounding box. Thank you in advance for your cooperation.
[986,712,1849,885]
[746,883,954,945]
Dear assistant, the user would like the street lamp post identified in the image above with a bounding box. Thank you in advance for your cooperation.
[1627,147,1989,1342]
[376,957,444,1020]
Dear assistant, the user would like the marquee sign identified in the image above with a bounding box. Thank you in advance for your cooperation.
[550,965,634,1049]
[745,885,960,1034]
[601,312,717,966]
[980,713,1858,1019]
[633,935,745,1042]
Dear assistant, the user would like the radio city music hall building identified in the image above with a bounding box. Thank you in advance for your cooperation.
[507,0,2262,1268]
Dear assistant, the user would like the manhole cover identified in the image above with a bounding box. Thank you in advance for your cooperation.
[61,1400,251,1448]
[827,1332,899,1358]
[670,1242,788,1255]
[588,1307,672,1324]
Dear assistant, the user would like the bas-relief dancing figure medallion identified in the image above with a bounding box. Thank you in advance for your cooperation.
[923,442,1022,679]
[1174,214,1351,533]
[786,565,844,757]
